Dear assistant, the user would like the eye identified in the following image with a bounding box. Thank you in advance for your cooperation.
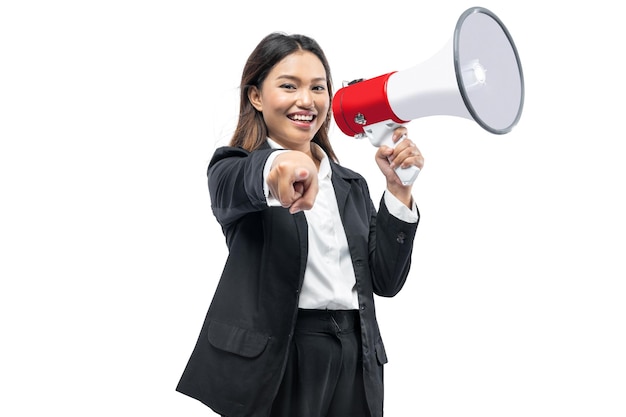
[280,83,296,90]
[312,85,326,91]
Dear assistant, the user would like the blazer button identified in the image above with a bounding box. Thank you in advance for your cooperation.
[396,232,406,244]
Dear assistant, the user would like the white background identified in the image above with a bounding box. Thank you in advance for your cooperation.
[1,1,624,416]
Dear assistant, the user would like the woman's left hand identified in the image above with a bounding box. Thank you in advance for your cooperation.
[375,126,424,206]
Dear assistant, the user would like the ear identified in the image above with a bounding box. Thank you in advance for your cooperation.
[247,86,263,112]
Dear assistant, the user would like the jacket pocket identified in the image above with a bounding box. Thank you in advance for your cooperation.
[207,320,269,358]
[375,340,388,365]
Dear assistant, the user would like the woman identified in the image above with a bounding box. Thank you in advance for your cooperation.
[177,32,424,417]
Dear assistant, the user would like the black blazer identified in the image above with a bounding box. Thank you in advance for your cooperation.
[177,144,418,417]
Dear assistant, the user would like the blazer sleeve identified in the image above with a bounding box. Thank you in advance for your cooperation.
[370,195,419,297]
[207,146,278,227]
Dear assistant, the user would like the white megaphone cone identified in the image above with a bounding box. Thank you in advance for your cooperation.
[332,6,525,185]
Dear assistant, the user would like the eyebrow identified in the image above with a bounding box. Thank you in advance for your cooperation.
[276,74,327,83]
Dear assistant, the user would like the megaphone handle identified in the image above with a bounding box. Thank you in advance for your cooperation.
[364,121,420,185]
[389,135,421,185]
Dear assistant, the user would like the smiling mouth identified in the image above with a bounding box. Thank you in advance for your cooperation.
[288,114,316,123]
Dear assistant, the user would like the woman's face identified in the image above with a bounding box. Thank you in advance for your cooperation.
[248,51,330,152]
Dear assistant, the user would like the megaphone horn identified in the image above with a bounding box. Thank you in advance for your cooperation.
[332,6,525,185]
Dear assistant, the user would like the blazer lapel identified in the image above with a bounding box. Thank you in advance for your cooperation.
[330,163,358,219]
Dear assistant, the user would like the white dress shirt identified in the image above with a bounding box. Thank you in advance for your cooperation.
[263,139,418,310]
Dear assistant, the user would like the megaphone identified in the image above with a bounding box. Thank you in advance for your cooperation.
[332,6,525,185]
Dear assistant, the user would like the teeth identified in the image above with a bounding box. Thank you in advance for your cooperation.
[291,114,313,121]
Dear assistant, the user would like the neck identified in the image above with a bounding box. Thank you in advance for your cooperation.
[310,142,323,169]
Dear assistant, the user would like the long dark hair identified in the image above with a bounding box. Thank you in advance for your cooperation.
[230,32,337,162]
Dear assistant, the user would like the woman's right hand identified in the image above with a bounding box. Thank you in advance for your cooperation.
[267,151,319,214]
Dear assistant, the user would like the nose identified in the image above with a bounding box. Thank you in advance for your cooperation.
[296,89,314,109]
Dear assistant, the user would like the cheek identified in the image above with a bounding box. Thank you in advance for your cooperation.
[318,96,330,114]
[258,92,286,113]
[319,102,330,121]
[269,93,293,110]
